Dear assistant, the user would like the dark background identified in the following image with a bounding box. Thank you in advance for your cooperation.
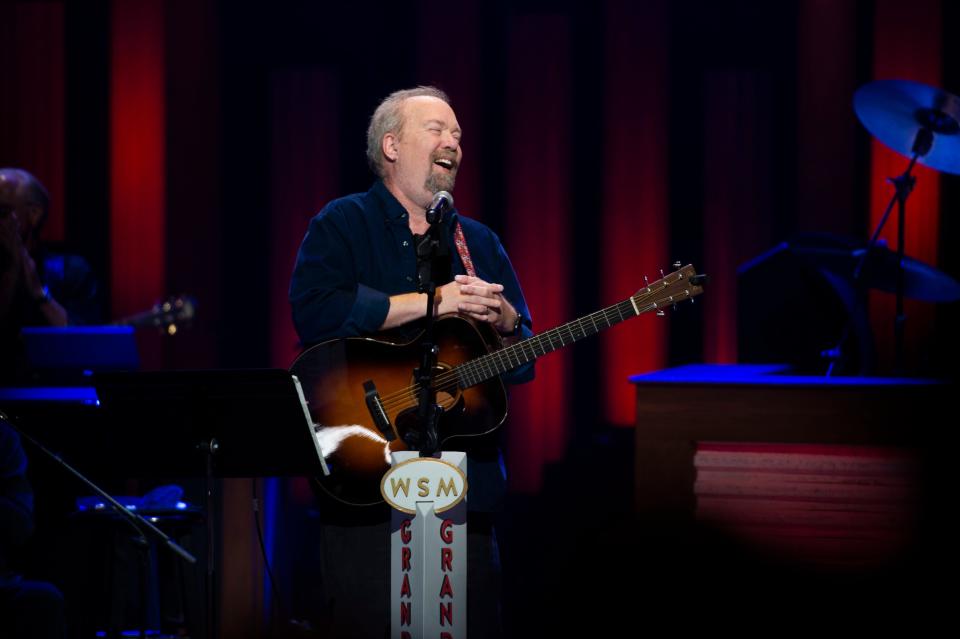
[3,0,959,635]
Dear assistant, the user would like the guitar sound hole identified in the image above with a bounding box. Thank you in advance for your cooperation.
[409,364,460,410]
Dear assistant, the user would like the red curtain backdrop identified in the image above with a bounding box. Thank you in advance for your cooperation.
[110,0,166,318]
[703,72,775,365]
[600,0,670,426]
[416,0,483,221]
[796,0,860,236]
[504,14,572,492]
[268,70,341,368]
[163,0,222,369]
[0,2,66,242]
[869,0,942,374]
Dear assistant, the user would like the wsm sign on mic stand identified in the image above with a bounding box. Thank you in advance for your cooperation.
[383,452,468,639]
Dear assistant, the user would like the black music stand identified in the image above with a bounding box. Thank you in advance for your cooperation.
[93,368,328,478]
[93,368,329,639]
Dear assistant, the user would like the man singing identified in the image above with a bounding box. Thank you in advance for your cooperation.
[289,86,533,637]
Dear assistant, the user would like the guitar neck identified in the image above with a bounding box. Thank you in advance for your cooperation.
[453,264,703,389]
[112,296,196,329]
[454,297,639,388]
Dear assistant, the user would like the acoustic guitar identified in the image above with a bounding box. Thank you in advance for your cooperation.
[291,264,705,506]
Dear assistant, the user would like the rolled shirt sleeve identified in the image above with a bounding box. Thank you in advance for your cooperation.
[290,205,391,345]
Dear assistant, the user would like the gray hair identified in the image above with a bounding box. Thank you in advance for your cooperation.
[365,86,451,178]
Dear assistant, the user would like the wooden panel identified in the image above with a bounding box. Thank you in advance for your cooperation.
[632,366,946,542]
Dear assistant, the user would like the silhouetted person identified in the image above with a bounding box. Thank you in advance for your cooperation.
[1,168,102,379]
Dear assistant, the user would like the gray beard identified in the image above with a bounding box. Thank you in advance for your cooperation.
[425,171,456,195]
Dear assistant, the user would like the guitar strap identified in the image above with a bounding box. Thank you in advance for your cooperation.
[453,222,477,277]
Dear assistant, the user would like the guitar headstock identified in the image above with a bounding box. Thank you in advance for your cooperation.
[122,295,197,335]
[631,264,706,315]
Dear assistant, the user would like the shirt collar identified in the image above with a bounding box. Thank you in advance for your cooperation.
[370,180,460,227]
[370,180,408,222]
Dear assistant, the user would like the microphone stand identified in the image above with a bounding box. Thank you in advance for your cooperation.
[410,199,451,457]
[0,410,198,566]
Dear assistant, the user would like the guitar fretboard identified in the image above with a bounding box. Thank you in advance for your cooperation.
[454,297,641,388]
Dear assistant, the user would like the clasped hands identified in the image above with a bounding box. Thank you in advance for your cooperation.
[437,274,517,335]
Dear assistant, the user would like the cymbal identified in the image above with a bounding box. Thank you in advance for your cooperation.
[854,79,960,175]
[789,233,960,302]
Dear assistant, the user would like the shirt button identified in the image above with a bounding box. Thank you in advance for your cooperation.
[402,240,409,247]
[406,276,413,282]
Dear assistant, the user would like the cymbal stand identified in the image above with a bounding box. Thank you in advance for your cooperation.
[826,128,930,376]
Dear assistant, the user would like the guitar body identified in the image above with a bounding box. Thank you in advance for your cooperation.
[291,314,508,506]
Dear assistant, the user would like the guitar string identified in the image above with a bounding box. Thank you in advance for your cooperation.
[376,298,638,410]
[374,278,695,412]
[374,285,690,414]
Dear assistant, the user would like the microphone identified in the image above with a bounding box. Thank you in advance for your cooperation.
[425,190,453,224]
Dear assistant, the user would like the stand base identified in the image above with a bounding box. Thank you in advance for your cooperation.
[390,451,467,639]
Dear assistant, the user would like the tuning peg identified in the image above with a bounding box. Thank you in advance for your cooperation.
[643,275,649,287]
[673,260,681,270]
[689,297,695,305]
[672,303,678,311]
[660,268,665,278]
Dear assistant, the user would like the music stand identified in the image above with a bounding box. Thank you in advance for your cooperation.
[93,368,329,639]
[93,368,328,478]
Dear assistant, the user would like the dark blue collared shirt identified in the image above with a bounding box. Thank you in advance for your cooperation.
[290,180,534,385]
[289,181,534,511]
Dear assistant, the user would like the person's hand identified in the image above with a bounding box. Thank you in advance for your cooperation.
[0,211,44,297]
[437,274,517,333]
[0,211,23,272]
[19,244,45,299]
